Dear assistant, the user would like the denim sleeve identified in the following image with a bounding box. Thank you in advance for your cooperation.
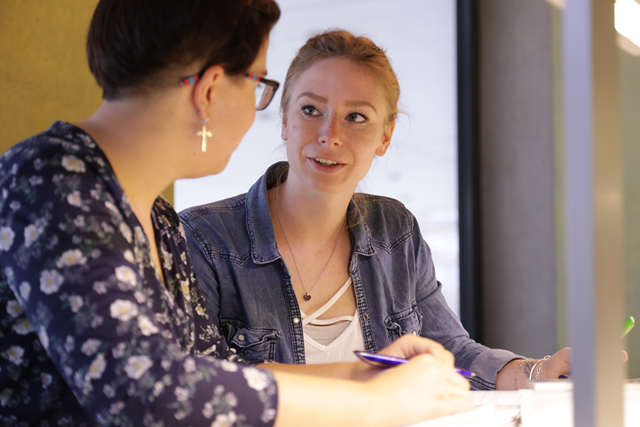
[411,219,524,390]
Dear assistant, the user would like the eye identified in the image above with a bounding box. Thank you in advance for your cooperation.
[346,112,368,123]
[301,104,320,116]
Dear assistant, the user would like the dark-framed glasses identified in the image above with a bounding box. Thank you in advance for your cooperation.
[180,71,280,111]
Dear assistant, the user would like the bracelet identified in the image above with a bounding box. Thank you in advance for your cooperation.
[514,359,530,390]
[535,355,551,381]
[528,359,541,382]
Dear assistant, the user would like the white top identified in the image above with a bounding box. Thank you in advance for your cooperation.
[301,277,364,364]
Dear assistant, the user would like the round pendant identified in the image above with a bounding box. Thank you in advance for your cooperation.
[303,294,312,301]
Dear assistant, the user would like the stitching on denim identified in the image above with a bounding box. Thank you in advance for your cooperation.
[350,257,377,352]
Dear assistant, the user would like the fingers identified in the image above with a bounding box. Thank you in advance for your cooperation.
[409,354,471,391]
[368,352,473,425]
[379,335,455,368]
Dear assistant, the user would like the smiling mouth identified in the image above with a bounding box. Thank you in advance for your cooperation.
[314,158,340,166]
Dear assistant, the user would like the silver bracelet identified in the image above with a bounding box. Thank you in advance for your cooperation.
[535,355,551,380]
[528,359,541,382]
[514,359,530,390]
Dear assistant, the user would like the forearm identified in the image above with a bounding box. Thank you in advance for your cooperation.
[272,371,382,427]
[496,348,573,390]
[496,359,528,390]
[496,358,548,390]
[257,361,376,381]
[271,354,473,427]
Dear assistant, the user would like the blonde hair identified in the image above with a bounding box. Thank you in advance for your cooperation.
[280,29,400,125]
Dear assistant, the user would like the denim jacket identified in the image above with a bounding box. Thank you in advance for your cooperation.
[180,163,522,390]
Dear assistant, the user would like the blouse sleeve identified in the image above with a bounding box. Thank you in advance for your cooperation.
[181,219,225,350]
[0,142,277,426]
[411,216,523,390]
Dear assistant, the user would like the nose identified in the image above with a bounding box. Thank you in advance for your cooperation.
[318,114,342,147]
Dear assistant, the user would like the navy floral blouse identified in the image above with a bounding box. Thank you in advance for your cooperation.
[0,121,278,426]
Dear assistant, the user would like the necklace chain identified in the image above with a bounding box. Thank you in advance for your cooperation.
[274,186,344,302]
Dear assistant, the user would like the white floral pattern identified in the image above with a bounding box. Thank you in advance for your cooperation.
[6,300,22,318]
[12,317,33,335]
[0,226,15,251]
[124,355,153,379]
[115,265,137,287]
[109,299,139,322]
[39,270,63,294]
[2,346,24,365]
[68,295,83,313]
[0,122,277,426]
[87,354,107,379]
[56,249,87,268]
[19,281,30,300]
[23,224,43,247]
[61,155,86,173]
[137,315,159,336]
[67,191,82,207]
[81,339,101,356]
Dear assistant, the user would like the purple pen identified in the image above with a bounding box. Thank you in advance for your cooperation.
[354,350,477,378]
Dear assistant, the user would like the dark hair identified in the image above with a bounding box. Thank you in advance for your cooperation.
[87,0,280,100]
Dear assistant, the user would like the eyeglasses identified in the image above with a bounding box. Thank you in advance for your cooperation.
[180,70,280,111]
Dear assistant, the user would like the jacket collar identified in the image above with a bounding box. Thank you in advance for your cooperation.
[246,162,376,265]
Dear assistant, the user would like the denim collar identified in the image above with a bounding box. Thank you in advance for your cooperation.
[246,162,376,265]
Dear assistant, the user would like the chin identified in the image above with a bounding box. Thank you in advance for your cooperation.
[179,159,229,180]
[209,157,231,175]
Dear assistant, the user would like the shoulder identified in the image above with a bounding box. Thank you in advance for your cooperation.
[0,121,110,189]
[359,194,415,231]
[179,193,249,244]
[356,194,418,250]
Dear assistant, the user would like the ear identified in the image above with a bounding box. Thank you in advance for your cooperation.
[375,120,395,157]
[192,65,226,119]
[280,110,289,141]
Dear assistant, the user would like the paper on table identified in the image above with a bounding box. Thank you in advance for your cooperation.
[472,390,531,407]
[404,405,519,427]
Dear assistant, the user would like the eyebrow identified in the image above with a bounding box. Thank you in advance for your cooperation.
[297,92,327,103]
[344,100,377,114]
[297,92,378,114]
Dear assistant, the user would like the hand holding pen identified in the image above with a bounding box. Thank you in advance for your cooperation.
[361,334,473,421]
[355,351,476,378]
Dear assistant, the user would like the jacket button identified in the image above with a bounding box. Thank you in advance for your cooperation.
[293,317,300,324]
[238,335,245,341]
[241,350,247,355]
[363,314,369,321]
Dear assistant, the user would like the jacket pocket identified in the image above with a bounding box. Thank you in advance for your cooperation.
[384,307,423,342]
[221,320,280,364]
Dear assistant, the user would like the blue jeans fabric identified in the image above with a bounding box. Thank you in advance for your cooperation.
[180,162,523,390]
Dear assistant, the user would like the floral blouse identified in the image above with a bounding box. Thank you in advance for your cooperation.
[0,122,278,427]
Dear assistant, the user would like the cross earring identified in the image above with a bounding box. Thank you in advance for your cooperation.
[197,116,212,153]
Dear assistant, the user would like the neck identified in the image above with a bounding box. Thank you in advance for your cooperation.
[271,173,355,243]
[75,90,196,214]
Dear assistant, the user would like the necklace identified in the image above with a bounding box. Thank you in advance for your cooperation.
[274,186,344,302]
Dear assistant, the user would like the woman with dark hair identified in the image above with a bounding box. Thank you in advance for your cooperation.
[180,29,573,391]
[0,1,471,426]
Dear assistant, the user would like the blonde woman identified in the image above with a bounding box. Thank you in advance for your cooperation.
[181,30,572,391]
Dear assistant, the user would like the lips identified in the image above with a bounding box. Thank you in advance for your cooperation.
[307,156,346,173]
[314,157,340,166]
